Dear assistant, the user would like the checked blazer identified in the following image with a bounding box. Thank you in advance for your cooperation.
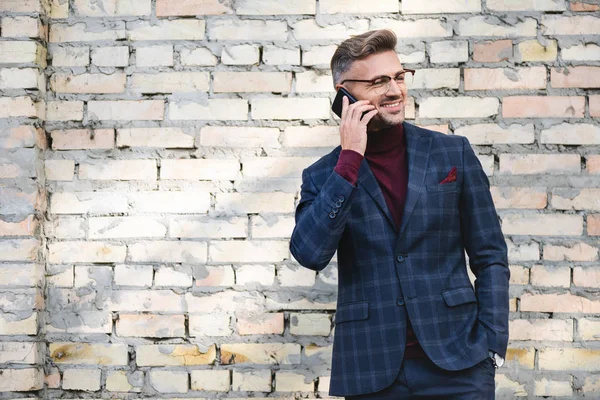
[289,122,510,397]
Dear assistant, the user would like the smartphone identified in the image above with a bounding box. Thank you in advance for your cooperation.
[331,87,358,118]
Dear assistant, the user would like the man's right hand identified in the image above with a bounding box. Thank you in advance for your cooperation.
[339,96,378,156]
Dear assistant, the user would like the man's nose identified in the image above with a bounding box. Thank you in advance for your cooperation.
[385,79,404,96]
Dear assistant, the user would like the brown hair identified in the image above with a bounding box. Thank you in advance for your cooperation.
[330,29,397,86]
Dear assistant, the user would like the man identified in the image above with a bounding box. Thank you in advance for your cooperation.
[289,30,509,399]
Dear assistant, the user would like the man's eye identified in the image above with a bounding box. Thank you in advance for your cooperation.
[371,80,386,87]
[395,74,406,82]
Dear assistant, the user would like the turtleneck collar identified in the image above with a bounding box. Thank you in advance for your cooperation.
[365,122,405,155]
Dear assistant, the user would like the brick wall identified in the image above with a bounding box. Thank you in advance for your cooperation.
[0,0,599,398]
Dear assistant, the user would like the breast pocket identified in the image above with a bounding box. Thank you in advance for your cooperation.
[334,300,369,324]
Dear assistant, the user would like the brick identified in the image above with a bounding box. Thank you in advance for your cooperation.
[50,342,128,365]
[235,265,275,286]
[590,155,600,174]
[117,314,184,337]
[296,71,333,92]
[1,16,41,38]
[50,22,126,42]
[46,101,84,121]
[62,368,101,391]
[302,45,336,66]
[50,46,89,67]
[200,126,279,148]
[151,265,192,287]
[571,1,600,11]
[0,239,38,261]
[221,343,301,365]
[542,15,600,35]
[0,368,43,392]
[403,0,480,13]
[89,217,166,239]
[106,370,143,392]
[50,192,127,214]
[521,293,600,313]
[215,72,292,93]
[127,191,211,214]
[488,0,566,10]
[190,370,230,391]
[243,157,315,179]
[573,267,600,288]
[399,46,426,64]
[156,0,232,15]
[505,348,533,369]
[186,290,264,314]
[0,313,37,335]
[579,318,600,341]
[0,125,37,148]
[509,265,529,285]
[0,41,40,64]
[0,68,40,89]
[46,265,74,287]
[0,0,42,12]
[544,243,598,261]
[473,40,513,62]
[0,148,36,178]
[409,68,460,89]
[491,187,547,209]
[149,370,188,393]
[517,39,558,62]
[233,370,271,391]
[195,265,235,287]
[552,188,600,211]
[107,290,183,312]
[189,314,232,337]
[429,41,468,64]
[0,215,37,236]
[130,72,209,93]
[371,18,452,38]
[562,43,600,61]
[290,313,331,336]
[276,372,314,392]
[540,348,600,370]
[509,298,518,312]
[266,295,336,311]
[263,46,300,65]
[48,241,126,263]
[216,193,295,214]
[209,241,288,263]
[118,265,152,287]
[117,127,194,148]
[161,159,240,180]
[465,66,547,90]
[503,96,585,118]
[530,265,570,287]
[534,378,572,397]
[503,214,582,236]
[237,0,316,14]
[209,20,287,41]
[0,264,40,287]
[170,217,247,239]
[457,16,537,37]
[79,160,157,180]
[278,265,316,287]
[91,46,129,67]
[46,310,112,334]
[137,344,216,366]
[51,72,125,93]
[73,0,150,16]
[590,215,600,236]
[542,123,600,145]
[170,99,247,121]
[128,20,205,41]
[282,126,339,147]
[0,97,38,119]
[129,241,207,263]
[552,66,600,88]
[252,98,329,120]
[88,100,164,120]
[500,154,580,175]
[221,44,260,65]
[136,45,173,67]
[291,19,370,41]
[252,215,295,239]
[419,97,499,118]
[456,124,534,145]
[180,47,218,66]
[51,128,114,150]
[237,313,284,335]
[0,342,39,364]
[495,374,527,397]
[320,0,397,13]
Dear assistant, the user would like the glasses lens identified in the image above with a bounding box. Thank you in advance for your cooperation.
[374,72,414,95]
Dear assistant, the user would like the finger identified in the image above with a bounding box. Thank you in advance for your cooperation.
[341,96,349,121]
[350,104,376,121]
[360,109,379,124]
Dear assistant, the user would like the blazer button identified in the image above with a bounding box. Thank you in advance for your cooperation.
[338,196,345,203]
[397,255,405,263]
[397,298,405,306]
[329,212,336,219]
[334,201,342,208]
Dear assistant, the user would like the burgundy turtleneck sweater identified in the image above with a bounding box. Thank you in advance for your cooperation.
[334,122,426,359]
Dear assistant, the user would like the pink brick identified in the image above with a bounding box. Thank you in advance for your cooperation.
[552,67,600,88]
[589,215,600,236]
[472,40,513,62]
[588,156,600,175]
[571,1,600,11]
[465,67,546,90]
[590,96,600,117]
[237,313,284,335]
[503,96,585,118]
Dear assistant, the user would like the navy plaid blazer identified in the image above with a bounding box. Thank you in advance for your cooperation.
[290,122,509,397]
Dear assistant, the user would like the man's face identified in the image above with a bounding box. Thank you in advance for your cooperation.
[336,50,408,131]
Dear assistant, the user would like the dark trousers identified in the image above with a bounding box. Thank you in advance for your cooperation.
[345,356,495,400]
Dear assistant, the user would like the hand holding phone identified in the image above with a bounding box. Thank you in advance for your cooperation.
[332,88,378,156]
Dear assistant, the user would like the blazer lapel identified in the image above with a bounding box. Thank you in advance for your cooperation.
[358,158,396,230]
[398,122,431,237]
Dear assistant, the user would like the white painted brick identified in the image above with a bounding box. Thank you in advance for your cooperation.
[409,68,460,89]
[534,378,573,397]
[221,44,260,65]
[371,18,452,38]
[302,45,336,66]
[0,239,38,261]
[129,241,207,263]
[215,192,295,214]
[292,19,370,41]
[403,0,481,13]
[544,243,598,262]
[209,241,289,263]
[0,264,40,287]
[500,154,580,175]
[136,45,173,67]
[0,68,41,89]
[562,43,600,61]
[128,20,205,41]
[128,191,211,214]
[91,46,129,67]
[0,368,43,391]
[455,124,535,144]
[170,217,248,239]
[200,126,280,148]
[191,370,230,391]
[73,0,151,16]
[130,72,209,94]
[114,265,153,287]
[189,314,232,337]
[149,370,188,394]
[552,188,600,211]
[117,314,185,337]
[51,46,89,67]
[186,290,264,313]
[252,215,295,238]
[45,159,74,181]
[170,99,248,121]
[209,20,287,41]
[507,240,540,261]
[117,127,194,148]
[156,0,232,15]
[429,41,469,63]
[541,123,600,145]
[0,342,39,364]
[46,101,84,121]
[50,192,128,214]
[290,313,331,336]
[236,0,315,15]
[419,97,499,118]
[233,370,271,391]
[51,72,126,94]
[136,344,216,366]
[243,157,316,179]
[63,368,101,390]
[296,71,333,92]
[1,16,41,38]
[488,0,566,11]
[155,265,193,287]
[530,265,571,287]
[180,47,218,66]
[282,126,339,147]
[106,370,143,392]
[0,313,37,335]
[542,16,600,35]
[457,16,537,37]
[49,241,126,263]
[276,371,314,391]
[106,290,183,312]
[89,217,167,238]
[263,46,300,65]
[502,214,583,236]
[88,100,164,120]
[252,98,330,120]
[320,0,398,13]
[74,265,112,287]
[214,72,292,93]
[47,265,74,287]
[277,265,316,287]
[79,160,157,180]
[195,265,235,287]
[235,265,275,286]
[160,159,240,180]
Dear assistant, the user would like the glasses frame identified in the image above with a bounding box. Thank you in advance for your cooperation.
[340,69,416,94]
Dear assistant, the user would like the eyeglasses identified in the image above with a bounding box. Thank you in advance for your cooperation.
[340,69,416,95]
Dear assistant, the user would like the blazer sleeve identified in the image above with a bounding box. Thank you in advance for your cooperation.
[289,168,358,271]
[459,136,510,358]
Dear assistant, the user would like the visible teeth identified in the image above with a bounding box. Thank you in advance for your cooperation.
[382,102,400,108]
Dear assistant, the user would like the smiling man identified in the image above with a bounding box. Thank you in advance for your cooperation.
[290,30,509,399]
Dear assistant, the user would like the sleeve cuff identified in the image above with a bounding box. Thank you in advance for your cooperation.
[334,150,364,185]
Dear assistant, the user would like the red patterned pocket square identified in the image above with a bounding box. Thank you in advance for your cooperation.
[440,166,457,184]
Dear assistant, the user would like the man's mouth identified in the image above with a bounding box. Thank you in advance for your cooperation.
[380,100,403,110]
